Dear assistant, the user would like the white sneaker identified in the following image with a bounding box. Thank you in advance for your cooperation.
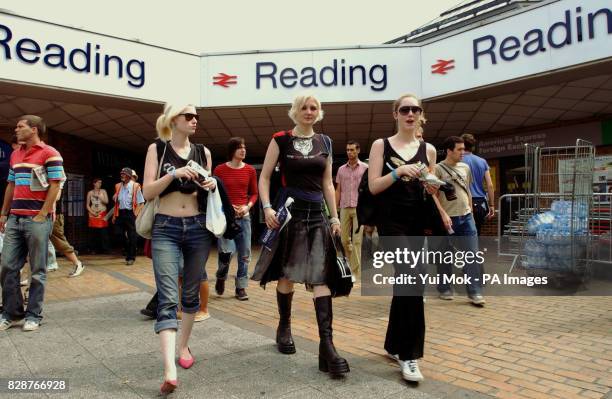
[439,290,454,300]
[22,320,40,332]
[68,263,85,277]
[47,263,59,272]
[399,359,424,382]
[469,294,486,306]
[0,317,21,331]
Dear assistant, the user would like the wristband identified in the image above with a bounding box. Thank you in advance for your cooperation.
[391,169,399,182]
[262,203,272,209]
[169,168,177,179]
[329,217,340,225]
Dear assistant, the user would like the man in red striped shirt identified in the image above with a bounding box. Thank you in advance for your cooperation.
[213,137,258,300]
[0,115,65,332]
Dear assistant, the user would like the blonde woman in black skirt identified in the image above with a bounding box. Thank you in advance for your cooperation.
[367,93,440,382]
[252,92,349,377]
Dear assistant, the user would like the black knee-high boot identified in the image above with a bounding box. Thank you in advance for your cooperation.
[276,290,296,354]
[314,296,349,375]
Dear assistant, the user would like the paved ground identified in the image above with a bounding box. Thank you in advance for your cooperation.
[1,249,611,398]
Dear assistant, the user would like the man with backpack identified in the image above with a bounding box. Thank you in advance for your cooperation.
[335,140,368,277]
[434,136,485,306]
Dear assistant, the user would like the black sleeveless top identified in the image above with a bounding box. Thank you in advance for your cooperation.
[156,140,207,198]
[379,139,428,206]
[274,131,331,193]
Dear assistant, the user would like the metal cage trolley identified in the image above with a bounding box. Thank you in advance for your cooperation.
[498,139,595,287]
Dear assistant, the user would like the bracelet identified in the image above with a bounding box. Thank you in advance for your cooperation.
[262,203,272,209]
[391,169,399,182]
[169,169,176,179]
[329,217,340,225]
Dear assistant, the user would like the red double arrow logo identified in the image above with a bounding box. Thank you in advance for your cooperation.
[213,73,238,88]
[431,59,455,75]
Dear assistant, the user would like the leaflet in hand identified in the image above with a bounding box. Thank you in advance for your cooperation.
[415,162,447,186]
[187,160,211,189]
[261,197,294,252]
[187,160,209,179]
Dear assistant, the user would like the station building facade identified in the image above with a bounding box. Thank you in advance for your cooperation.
[0,0,610,245]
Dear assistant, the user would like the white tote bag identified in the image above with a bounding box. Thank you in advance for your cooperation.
[206,187,226,237]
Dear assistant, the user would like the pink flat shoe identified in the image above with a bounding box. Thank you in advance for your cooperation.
[178,347,194,369]
[160,379,177,394]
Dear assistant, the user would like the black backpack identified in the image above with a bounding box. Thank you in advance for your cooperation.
[355,169,377,233]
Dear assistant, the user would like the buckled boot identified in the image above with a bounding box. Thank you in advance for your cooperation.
[276,290,296,354]
[314,296,350,375]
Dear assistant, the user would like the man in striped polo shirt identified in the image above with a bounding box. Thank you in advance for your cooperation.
[213,137,258,300]
[0,115,65,332]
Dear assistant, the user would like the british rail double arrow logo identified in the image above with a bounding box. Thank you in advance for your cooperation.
[213,73,238,87]
[431,59,455,75]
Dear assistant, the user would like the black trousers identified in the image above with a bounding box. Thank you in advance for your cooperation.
[377,203,426,361]
[115,210,137,261]
[89,227,110,253]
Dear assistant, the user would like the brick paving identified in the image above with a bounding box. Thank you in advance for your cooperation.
[35,249,612,399]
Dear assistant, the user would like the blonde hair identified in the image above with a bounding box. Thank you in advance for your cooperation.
[392,93,427,127]
[155,103,194,142]
[288,92,324,124]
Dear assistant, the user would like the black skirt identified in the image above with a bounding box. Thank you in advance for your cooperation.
[252,199,336,287]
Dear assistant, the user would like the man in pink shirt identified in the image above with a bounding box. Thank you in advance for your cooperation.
[335,140,368,277]
[213,137,258,300]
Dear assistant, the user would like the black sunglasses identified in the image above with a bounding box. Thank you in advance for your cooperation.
[180,113,200,122]
[398,106,423,115]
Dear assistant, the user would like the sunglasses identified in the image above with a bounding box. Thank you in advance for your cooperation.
[398,106,423,115]
[180,113,200,122]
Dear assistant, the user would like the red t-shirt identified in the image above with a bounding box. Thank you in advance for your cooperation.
[7,142,65,216]
[213,163,258,206]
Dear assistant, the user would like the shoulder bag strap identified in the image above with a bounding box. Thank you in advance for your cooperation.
[157,142,167,180]
[439,163,470,195]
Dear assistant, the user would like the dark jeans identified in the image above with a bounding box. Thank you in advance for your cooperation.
[436,213,483,296]
[115,209,137,261]
[472,197,489,236]
[1,215,53,322]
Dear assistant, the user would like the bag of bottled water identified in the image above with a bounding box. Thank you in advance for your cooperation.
[527,211,555,235]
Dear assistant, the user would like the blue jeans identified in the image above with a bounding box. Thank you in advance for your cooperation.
[436,213,483,296]
[151,214,213,333]
[1,215,53,322]
[216,216,251,289]
[48,241,57,267]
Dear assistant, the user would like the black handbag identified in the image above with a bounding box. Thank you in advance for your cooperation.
[327,231,354,297]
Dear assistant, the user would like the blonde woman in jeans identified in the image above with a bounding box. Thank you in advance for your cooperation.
[142,103,215,394]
